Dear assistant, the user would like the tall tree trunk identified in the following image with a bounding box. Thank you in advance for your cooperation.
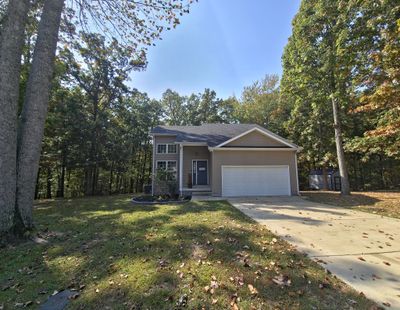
[56,160,65,198]
[16,0,65,229]
[109,162,114,194]
[46,167,52,199]
[35,168,41,200]
[331,97,350,195]
[322,165,329,190]
[0,0,30,237]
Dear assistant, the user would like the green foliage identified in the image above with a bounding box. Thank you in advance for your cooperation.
[161,88,229,125]
[0,0,7,27]
[154,169,178,197]
[36,34,163,198]
[161,89,188,125]
[344,0,400,159]
[281,0,400,190]
[233,74,289,136]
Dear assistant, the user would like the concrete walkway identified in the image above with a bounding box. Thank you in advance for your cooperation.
[229,196,400,309]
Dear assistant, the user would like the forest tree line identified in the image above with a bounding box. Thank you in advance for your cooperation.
[22,0,399,199]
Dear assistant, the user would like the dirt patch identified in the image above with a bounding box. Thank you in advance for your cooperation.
[191,244,208,260]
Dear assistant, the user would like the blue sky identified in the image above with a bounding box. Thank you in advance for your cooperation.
[130,0,301,100]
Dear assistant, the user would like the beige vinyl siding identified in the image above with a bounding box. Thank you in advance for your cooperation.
[224,130,286,147]
[211,150,298,196]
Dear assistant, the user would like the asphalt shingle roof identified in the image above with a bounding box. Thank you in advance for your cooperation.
[150,123,298,148]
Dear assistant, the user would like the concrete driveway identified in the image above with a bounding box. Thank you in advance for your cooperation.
[229,196,400,309]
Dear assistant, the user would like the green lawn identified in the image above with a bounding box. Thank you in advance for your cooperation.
[302,191,400,219]
[0,195,375,309]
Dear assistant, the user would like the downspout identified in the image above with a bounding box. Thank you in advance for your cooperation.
[295,151,300,195]
[179,144,183,195]
[151,135,155,196]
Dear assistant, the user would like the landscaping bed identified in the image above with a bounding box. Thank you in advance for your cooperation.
[0,195,376,309]
[132,194,191,205]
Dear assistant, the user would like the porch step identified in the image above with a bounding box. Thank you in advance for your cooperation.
[191,191,212,196]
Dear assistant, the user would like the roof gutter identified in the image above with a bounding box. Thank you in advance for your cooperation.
[176,142,208,146]
[208,147,301,152]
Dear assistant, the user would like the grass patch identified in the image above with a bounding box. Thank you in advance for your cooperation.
[0,195,375,309]
[302,191,400,219]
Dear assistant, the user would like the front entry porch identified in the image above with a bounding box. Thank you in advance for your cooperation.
[178,144,211,195]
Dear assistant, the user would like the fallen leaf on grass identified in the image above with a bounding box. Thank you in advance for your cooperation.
[14,301,32,308]
[272,274,291,287]
[176,294,188,307]
[254,270,262,276]
[230,293,239,310]
[230,275,244,287]
[212,298,218,304]
[204,276,219,295]
[248,284,258,295]
[158,259,168,268]
[68,292,80,300]
[319,282,329,289]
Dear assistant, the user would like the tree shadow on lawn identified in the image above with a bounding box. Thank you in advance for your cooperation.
[302,191,381,207]
[0,199,375,309]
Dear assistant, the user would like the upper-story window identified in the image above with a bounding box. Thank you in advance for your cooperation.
[157,143,177,154]
[168,144,177,154]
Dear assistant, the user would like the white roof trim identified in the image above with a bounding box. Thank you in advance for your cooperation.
[175,142,208,146]
[209,147,297,152]
[150,133,177,136]
[214,127,298,149]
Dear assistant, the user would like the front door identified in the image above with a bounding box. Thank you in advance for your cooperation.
[193,160,208,185]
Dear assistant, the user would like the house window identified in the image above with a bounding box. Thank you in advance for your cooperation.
[157,161,167,170]
[156,160,177,180]
[157,143,177,154]
[157,144,167,154]
[168,144,177,154]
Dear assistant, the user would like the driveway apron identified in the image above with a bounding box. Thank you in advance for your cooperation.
[229,196,400,309]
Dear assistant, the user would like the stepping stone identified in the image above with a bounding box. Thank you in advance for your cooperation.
[39,290,76,310]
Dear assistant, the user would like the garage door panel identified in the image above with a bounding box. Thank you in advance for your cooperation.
[222,166,290,197]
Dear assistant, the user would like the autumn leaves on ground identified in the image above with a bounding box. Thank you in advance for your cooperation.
[302,191,400,219]
[0,196,376,309]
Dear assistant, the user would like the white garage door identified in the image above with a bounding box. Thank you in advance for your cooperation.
[222,166,291,197]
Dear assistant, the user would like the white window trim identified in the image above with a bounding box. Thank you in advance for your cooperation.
[156,160,177,170]
[156,143,177,154]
